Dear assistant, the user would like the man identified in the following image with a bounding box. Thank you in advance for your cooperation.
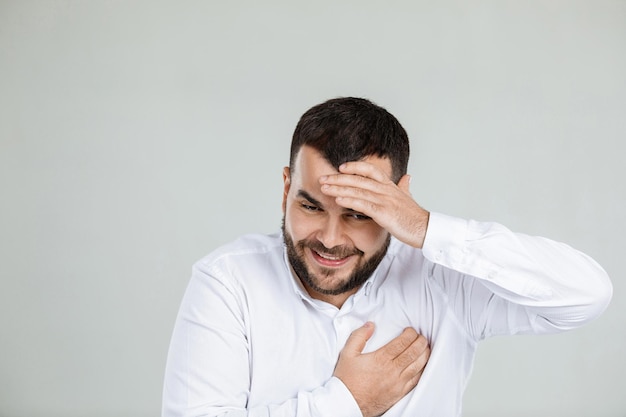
[162,97,612,417]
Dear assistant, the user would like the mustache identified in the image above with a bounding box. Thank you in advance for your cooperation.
[298,239,364,258]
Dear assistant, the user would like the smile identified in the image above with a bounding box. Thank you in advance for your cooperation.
[310,249,354,267]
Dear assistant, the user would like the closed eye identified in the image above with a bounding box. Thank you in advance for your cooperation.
[296,190,324,213]
[301,203,321,212]
[346,212,371,221]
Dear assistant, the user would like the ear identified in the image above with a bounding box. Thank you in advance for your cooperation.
[282,166,291,213]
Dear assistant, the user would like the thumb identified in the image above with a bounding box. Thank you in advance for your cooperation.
[342,322,375,356]
[398,174,412,194]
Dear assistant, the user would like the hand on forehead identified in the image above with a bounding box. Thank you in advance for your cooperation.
[320,159,395,185]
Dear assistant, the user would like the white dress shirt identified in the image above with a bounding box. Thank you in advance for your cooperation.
[162,212,612,417]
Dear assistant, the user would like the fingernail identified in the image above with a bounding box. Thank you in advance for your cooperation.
[319,175,327,182]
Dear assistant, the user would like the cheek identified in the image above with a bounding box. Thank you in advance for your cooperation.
[352,225,388,253]
[285,205,313,240]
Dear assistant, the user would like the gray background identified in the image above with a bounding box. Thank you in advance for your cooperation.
[1,1,624,416]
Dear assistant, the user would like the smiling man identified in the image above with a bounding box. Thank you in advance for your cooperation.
[163,97,612,417]
[282,147,394,306]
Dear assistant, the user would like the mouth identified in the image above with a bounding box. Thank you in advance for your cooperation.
[309,248,354,268]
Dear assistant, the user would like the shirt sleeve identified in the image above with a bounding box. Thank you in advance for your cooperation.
[162,261,362,417]
[421,212,613,340]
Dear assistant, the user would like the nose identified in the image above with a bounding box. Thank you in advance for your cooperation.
[317,216,347,249]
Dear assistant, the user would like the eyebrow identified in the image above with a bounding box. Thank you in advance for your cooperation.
[296,190,324,209]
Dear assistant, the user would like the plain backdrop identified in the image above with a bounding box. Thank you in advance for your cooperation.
[1,1,624,416]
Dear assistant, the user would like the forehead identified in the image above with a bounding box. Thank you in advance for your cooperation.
[291,146,393,183]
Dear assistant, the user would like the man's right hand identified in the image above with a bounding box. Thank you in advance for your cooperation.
[333,322,430,417]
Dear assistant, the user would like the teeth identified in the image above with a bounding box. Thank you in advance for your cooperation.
[317,252,344,261]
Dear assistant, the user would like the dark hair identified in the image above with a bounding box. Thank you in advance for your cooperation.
[289,97,410,183]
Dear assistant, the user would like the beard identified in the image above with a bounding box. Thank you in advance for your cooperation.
[282,218,391,296]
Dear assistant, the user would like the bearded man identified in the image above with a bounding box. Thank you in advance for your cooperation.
[163,97,612,417]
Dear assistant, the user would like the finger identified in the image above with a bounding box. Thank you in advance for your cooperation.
[338,161,392,183]
[402,366,426,396]
[332,195,383,221]
[321,181,384,204]
[396,345,430,398]
[412,333,429,355]
[341,322,376,356]
[393,334,428,370]
[395,334,430,371]
[400,340,431,383]
[320,172,386,194]
[375,327,419,361]
[319,180,386,220]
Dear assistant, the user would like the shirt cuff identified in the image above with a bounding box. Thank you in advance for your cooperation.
[312,377,362,417]
[422,212,469,266]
